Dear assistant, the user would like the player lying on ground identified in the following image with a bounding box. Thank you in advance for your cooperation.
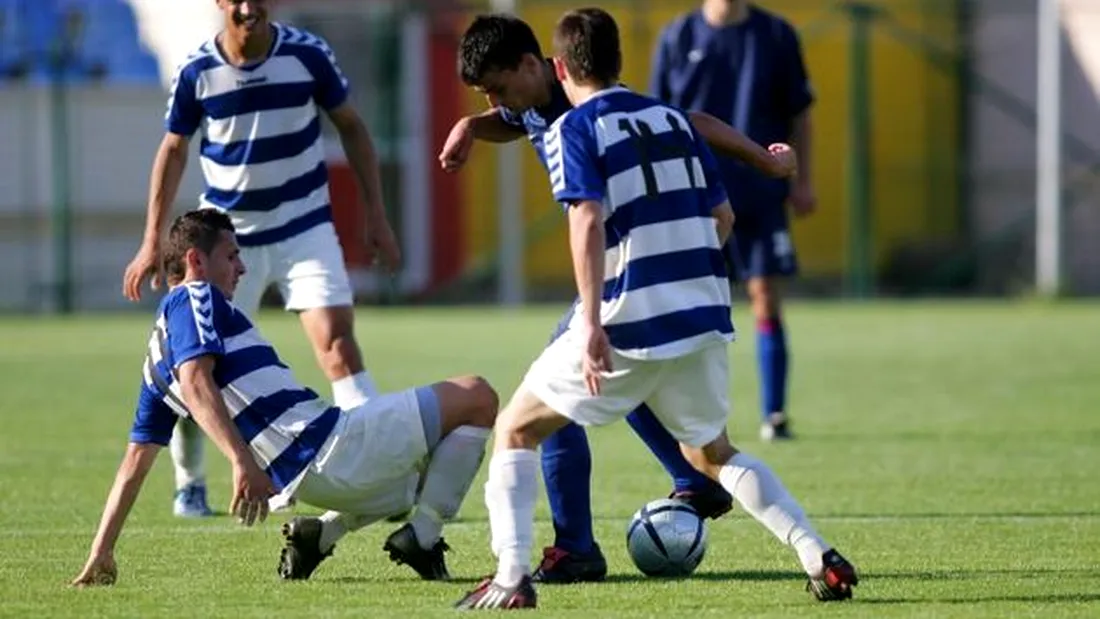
[121,0,400,518]
[72,210,495,587]
[454,8,857,610]
[443,13,795,584]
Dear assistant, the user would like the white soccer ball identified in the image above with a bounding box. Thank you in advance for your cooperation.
[626,498,708,578]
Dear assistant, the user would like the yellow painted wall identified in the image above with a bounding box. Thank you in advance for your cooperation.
[460,0,961,284]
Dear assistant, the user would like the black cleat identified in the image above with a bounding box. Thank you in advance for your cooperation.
[278,517,332,580]
[669,485,734,520]
[455,575,537,610]
[531,544,607,584]
[382,523,450,580]
[807,549,859,601]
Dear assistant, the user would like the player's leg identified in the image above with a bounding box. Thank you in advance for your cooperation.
[648,345,857,601]
[279,223,378,410]
[456,333,657,609]
[624,404,733,518]
[383,376,498,579]
[535,303,605,583]
[737,215,798,440]
[170,243,269,518]
[281,375,497,581]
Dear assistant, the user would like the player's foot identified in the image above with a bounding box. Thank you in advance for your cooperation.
[807,549,859,601]
[172,483,213,518]
[277,517,332,580]
[382,523,450,580]
[454,575,537,610]
[531,544,608,584]
[669,486,734,520]
[760,412,794,441]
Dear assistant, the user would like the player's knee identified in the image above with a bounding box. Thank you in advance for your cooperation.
[455,374,499,428]
[748,277,782,319]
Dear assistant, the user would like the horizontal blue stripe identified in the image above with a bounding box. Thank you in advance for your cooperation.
[201,81,315,121]
[605,189,714,248]
[265,406,340,491]
[236,206,331,247]
[605,304,733,351]
[603,247,728,301]
[234,388,322,444]
[200,116,321,167]
[203,161,328,212]
[212,345,287,387]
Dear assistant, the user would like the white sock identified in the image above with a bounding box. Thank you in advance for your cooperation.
[718,452,830,578]
[409,426,490,549]
[318,511,379,553]
[331,370,378,410]
[484,449,538,588]
[170,417,205,490]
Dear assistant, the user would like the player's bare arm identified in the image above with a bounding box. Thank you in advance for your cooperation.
[686,111,796,179]
[325,103,402,272]
[711,200,736,246]
[788,110,816,217]
[567,200,612,396]
[439,108,527,173]
[123,132,190,302]
[178,355,274,526]
[71,442,161,587]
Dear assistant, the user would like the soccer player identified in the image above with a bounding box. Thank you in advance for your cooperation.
[454,9,857,609]
[72,209,494,587]
[651,0,817,440]
[121,0,400,517]
[445,13,796,584]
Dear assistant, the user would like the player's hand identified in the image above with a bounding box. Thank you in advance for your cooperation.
[439,117,475,173]
[365,215,402,273]
[230,459,275,527]
[122,242,163,302]
[71,553,118,587]
[581,324,613,396]
[766,143,797,178]
[788,179,817,218]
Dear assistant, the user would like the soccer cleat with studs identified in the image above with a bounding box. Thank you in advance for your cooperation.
[807,549,859,601]
[382,523,451,580]
[277,517,332,580]
[455,575,537,610]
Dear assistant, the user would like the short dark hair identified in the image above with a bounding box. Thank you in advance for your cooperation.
[553,8,621,86]
[163,209,235,284]
[458,13,543,85]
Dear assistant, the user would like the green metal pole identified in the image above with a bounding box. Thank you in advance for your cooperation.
[49,40,73,313]
[844,2,875,299]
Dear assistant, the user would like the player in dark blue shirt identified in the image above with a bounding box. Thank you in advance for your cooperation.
[651,0,816,441]
[444,13,797,586]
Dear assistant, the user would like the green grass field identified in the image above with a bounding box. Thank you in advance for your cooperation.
[2,301,1099,618]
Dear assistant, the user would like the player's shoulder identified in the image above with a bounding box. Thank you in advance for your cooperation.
[748,5,798,41]
[275,22,337,57]
[160,281,229,318]
[659,10,700,45]
[173,39,220,80]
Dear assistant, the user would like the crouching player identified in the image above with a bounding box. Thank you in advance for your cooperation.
[72,209,495,587]
[455,9,857,609]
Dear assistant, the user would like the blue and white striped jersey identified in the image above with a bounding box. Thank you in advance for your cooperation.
[545,86,734,360]
[130,282,339,493]
[165,23,349,247]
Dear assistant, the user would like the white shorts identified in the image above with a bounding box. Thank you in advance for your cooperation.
[232,222,354,315]
[522,332,731,448]
[291,388,433,518]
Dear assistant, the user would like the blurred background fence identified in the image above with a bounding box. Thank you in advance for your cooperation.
[0,0,1097,312]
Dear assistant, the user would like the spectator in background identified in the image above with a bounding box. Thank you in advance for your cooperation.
[651,0,817,441]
